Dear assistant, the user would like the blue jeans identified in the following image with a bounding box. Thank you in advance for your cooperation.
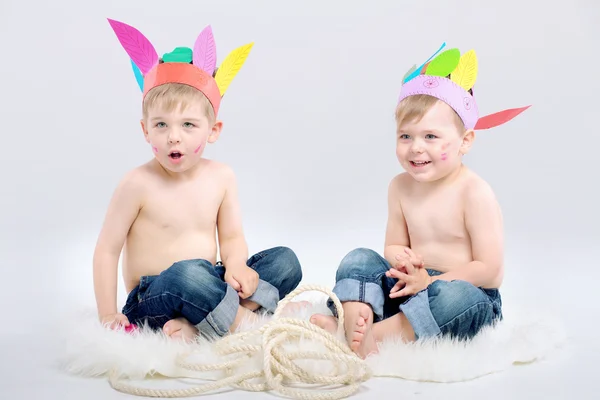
[327,248,502,341]
[122,246,302,339]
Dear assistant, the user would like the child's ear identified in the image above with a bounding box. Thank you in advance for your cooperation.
[140,119,150,143]
[207,120,223,144]
[460,129,475,155]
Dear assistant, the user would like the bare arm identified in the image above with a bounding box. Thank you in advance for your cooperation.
[383,175,412,264]
[432,182,504,288]
[216,166,248,269]
[93,171,143,319]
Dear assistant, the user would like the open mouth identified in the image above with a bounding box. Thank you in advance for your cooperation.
[410,161,431,167]
[169,151,183,160]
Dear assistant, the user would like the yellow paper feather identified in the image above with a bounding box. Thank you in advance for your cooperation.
[215,42,254,95]
[450,49,478,91]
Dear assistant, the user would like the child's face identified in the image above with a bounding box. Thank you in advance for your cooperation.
[141,101,222,173]
[396,101,473,183]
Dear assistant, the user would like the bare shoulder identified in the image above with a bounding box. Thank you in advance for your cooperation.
[114,163,152,196]
[460,169,500,207]
[202,159,237,184]
[388,172,413,197]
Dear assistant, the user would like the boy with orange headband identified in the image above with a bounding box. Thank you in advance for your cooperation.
[311,43,530,358]
[93,19,302,341]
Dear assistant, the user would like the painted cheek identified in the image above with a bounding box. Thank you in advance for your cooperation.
[152,146,158,153]
[194,144,203,154]
[440,142,450,160]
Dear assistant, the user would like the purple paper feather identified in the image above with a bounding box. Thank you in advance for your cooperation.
[107,18,158,75]
[193,25,217,75]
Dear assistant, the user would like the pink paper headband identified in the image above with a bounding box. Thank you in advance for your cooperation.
[107,18,254,117]
[397,43,531,130]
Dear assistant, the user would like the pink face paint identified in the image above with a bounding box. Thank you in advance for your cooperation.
[441,153,448,161]
[194,144,203,154]
[152,146,158,153]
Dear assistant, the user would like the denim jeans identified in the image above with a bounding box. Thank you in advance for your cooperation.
[122,246,302,339]
[327,248,502,341]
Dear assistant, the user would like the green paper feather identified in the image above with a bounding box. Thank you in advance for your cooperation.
[425,48,460,77]
[162,47,193,63]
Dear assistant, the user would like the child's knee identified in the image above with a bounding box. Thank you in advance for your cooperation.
[269,246,303,285]
[430,281,496,336]
[431,281,486,309]
[337,248,386,280]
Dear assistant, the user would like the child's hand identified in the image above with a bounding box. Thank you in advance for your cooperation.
[386,259,432,298]
[100,313,130,330]
[394,248,424,270]
[224,265,259,299]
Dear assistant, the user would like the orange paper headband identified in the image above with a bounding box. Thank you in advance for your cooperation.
[107,18,254,117]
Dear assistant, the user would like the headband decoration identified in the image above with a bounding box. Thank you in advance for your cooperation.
[398,42,530,130]
[107,18,253,116]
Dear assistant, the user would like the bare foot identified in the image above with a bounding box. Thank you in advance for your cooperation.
[310,314,338,335]
[343,302,378,359]
[163,318,198,342]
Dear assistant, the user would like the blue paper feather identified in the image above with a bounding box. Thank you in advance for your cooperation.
[403,42,447,84]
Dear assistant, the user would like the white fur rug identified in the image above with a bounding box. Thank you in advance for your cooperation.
[59,291,567,392]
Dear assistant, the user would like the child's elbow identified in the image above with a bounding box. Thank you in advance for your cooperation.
[485,260,504,288]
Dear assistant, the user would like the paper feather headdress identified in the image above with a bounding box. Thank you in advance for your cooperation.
[398,42,530,130]
[107,18,253,117]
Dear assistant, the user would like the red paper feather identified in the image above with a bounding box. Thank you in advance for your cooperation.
[474,105,531,130]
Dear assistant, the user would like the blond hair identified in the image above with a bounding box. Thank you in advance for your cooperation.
[142,83,216,124]
[395,94,465,132]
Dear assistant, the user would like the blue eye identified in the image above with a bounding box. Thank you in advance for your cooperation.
[425,134,437,139]
[155,122,166,128]
[183,122,195,128]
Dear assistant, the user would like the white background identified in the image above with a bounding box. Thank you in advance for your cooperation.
[1,0,598,398]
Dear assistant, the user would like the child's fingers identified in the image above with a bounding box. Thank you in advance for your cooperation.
[404,260,415,275]
[386,268,409,281]
[404,248,424,267]
[404,247,416,258]
[239,284,252,299]
[227,275,241,291]
[391,287,411,298]
[237,275,254,299]
[389,280,406,293]
[118,314,130,327]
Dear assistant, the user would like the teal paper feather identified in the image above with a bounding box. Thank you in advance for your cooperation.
[130,59,144,91]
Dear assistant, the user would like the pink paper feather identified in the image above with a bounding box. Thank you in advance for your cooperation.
[107,18,158,75]
[474,105,531,130]
[193,25,217,75]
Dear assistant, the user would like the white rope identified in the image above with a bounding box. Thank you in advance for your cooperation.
[108,285,373,399]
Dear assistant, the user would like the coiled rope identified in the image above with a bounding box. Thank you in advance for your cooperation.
[108,285,372,399]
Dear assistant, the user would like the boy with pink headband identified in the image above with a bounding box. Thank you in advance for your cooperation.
[93,19,302,341]
[311,43,530,358]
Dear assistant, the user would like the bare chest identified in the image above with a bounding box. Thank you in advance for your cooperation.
[402,190,467,243]
[137,184,223,232]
